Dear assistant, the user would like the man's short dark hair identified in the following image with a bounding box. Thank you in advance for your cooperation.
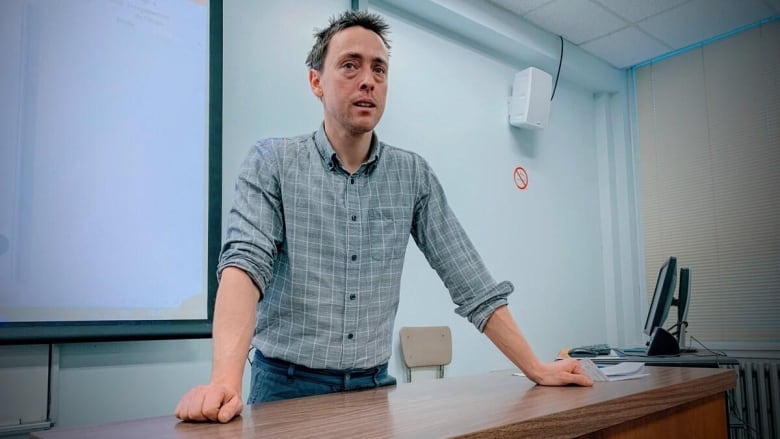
[306,10,391,71]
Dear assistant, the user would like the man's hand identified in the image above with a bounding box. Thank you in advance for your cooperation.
[175,383,243,423]
[175,267,258,423]
[529,358,593,387]
[483,306,593,387]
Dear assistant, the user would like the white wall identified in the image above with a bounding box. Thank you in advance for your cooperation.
[1,0,635,434]
[372,7,612,377]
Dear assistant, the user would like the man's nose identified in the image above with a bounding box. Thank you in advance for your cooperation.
[359,72,375,91]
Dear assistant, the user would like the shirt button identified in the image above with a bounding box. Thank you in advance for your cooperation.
[351,215,357,221]
[347,333,354,339]
[349,294,356,300]
[351,255,357,261]
[350,178,355,184]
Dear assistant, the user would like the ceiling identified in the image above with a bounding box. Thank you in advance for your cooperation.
[485,0,780,69]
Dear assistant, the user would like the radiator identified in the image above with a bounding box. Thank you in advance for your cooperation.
[726,360,780,439]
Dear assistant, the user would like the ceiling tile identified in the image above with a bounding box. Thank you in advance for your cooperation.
[473,0,778,71]
[486,0,555,15]
[638,0,776,49]
[592,0,691,23]
[581,27,672,68]
[524,0,627,44]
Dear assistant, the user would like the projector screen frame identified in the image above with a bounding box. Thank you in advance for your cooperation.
[0,0,222,345]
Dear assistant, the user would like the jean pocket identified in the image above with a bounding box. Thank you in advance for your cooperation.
[247,367,270,405]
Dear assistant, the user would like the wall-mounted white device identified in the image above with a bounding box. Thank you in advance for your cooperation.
[508,67,552,130]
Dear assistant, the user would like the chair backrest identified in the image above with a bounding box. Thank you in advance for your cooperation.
[399,326,452,382]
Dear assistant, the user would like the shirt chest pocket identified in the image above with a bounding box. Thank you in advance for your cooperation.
[368,207,411,260]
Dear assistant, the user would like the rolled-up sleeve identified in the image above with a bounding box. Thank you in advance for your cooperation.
[217,140,285,294]
[411,159,514,331]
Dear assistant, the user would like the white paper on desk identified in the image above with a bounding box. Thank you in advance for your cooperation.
[579,359,648,382]
[603,373,650,381]
[600,362,645,377]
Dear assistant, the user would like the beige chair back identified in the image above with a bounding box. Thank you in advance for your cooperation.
[399,326,452,382]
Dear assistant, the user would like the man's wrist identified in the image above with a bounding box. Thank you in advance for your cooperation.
[522,360,545,383]
[210,370,243,394]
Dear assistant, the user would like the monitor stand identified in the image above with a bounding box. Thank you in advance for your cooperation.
[647,327,680,356]
[673,320,696,352]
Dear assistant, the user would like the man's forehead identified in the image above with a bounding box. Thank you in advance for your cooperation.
[329,27,388,59]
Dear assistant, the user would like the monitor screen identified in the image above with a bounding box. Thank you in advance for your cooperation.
[0,0,222,343]
[643,256,678,336]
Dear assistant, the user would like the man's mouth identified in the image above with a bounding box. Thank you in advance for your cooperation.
[353,100,376,108]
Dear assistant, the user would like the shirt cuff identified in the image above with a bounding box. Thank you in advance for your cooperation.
[216,257,268,296]
[456,280,514,332]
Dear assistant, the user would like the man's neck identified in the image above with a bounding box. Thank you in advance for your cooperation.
[324,122,372,174]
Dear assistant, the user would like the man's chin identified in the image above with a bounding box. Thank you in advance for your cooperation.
[348,122,379,135]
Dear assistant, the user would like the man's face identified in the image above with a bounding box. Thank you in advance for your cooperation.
[310,26,388,136]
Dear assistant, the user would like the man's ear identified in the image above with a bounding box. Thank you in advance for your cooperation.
[309,69,323,99]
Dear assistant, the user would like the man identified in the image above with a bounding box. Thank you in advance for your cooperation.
[175,10,591,423]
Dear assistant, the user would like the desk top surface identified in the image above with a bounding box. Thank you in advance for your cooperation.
[33,366,735,439]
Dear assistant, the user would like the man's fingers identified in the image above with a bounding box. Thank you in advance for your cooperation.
[567,360,594,386]
[186,387,209,422]
[175,388,199,421]
[174,396,184,420]
[563,358,582,371]
[175,385,241,423]
[217,394,243,423]
[202,388,228,421]
[569,372,594,386]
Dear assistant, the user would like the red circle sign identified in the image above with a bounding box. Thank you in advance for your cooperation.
[513,166,528,190]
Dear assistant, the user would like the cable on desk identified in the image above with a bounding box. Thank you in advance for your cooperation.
[689,335,728,364]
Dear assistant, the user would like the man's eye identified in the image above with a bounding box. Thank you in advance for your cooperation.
[343,62,357,70]
[373,66,386,74]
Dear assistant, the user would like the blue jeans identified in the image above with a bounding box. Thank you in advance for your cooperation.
[247,350,397,404]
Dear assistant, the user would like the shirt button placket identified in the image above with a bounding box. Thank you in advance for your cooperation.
[344,173,360,363]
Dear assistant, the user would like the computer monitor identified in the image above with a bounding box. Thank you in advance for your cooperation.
[644,256,680,356]
[643,256,678,337]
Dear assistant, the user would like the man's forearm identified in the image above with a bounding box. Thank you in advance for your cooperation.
[210,266,260,393]
[483,305,543,382]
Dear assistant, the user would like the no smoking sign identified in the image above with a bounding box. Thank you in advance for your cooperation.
[513,166,528,190]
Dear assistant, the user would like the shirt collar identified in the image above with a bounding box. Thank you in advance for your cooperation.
[314,123,382,174]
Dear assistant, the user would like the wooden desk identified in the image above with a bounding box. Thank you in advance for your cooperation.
[593,354,739,368]
[33,367,735,439]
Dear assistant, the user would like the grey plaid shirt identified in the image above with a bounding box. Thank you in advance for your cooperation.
[218,125,513,369]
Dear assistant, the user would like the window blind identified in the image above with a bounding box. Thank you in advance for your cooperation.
[635,20,780,347]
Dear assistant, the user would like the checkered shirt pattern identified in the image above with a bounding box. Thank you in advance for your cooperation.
[218,125,513,369]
